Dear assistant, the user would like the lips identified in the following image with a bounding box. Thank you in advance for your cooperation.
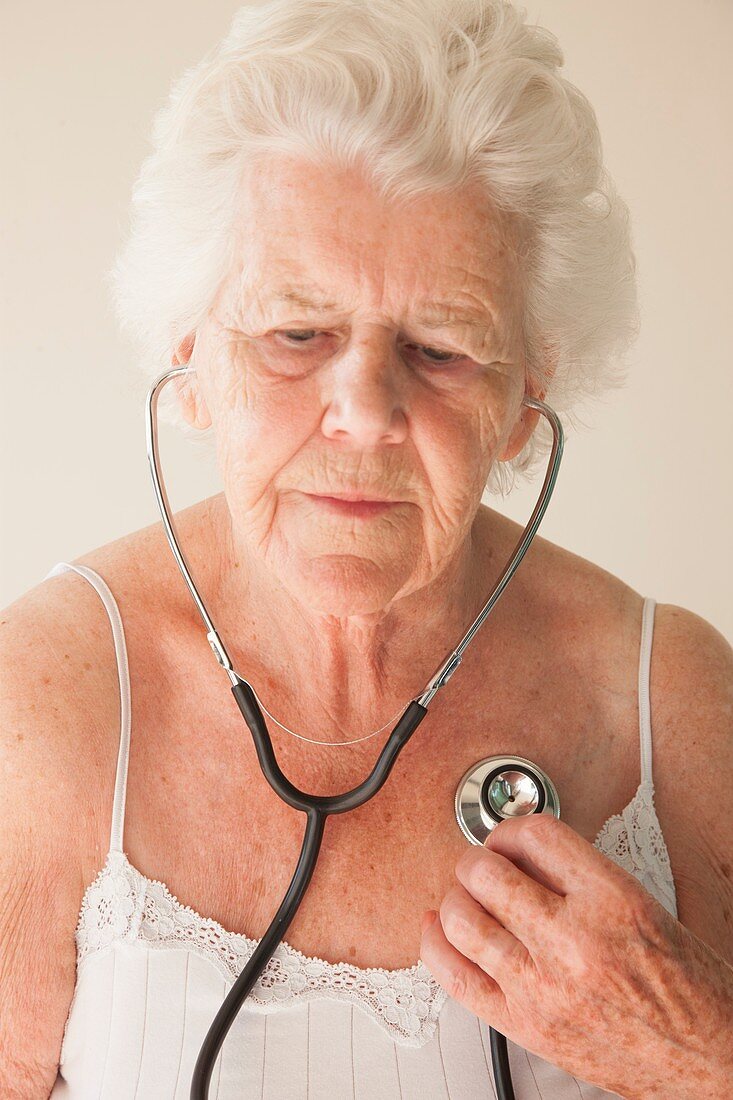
[310,495,391,503]
[307,491,395,502]
[303,492,400,517]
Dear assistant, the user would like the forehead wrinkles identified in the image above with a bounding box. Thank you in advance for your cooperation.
[228,161,521,297]
[216,204,524,360]
[231,261,516,337]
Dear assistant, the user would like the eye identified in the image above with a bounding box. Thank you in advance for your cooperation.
[280,329,319,343]
[278,330,464,366]
[405,343,463,365]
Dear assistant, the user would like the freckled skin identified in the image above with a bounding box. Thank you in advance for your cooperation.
[421,814,733,1099]
[173,152,541,744]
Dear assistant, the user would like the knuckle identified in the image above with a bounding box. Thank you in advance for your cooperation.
[444,964,471,1002]
[522,812,557,847]
[491,812,554,859]
[603,871,664,944]
[625,887,663,942]
[441,901,472,943]
[498,932,528,977]
[459,852,493,895]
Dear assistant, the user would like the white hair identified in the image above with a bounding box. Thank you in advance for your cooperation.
[106,0,640,496]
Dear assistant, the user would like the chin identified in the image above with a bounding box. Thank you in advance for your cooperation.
[287,555,409,617]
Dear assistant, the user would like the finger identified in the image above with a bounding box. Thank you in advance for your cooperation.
[484,813,621,897]
[420,907,509,1033]
[439,882,530,986]
[455,846,563,955]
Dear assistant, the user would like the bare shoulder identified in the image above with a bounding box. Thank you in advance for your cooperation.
[642,600,733,958]
[476,503,647,654]
[0,567,121,842]
[646,601,733,806]
[0,520,181,1090]
[0,515,179,861]
[0,552,147,1092]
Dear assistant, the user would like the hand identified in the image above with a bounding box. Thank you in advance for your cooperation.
[419,813,733,1099]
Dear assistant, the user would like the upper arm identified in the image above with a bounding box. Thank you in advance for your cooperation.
[0,576,117,1097]
[649,602,733,967]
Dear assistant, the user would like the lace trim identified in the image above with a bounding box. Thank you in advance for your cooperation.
[594,779,678,918]
[73,781,677,1049]
[76,849,448,1047]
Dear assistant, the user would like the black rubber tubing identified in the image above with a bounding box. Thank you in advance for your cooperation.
[490,1026,516,1100]
[190,678,515,1099]
[189,679,428,1099]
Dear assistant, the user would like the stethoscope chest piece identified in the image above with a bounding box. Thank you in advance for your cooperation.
[455,755,561,845]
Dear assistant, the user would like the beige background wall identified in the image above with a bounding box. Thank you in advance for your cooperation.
[2,0,732,641]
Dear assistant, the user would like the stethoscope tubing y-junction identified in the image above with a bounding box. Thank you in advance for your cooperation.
[191,686,428,1097]
[145,365,564,1100]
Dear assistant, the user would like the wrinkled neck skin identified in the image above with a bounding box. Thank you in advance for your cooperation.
[193,491,499,751]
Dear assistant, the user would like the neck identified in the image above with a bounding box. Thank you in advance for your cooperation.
[182,494,501,749]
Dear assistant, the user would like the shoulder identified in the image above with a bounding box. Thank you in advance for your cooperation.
[650,601,733,689]
[646,600,733,786]
[475,503,645,652]
[0,503,205,763]
[0,516,180,847]
[646,601,733,960]
[0,560,125,858]
[0,550,150,1090]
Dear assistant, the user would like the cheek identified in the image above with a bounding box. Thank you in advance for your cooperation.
[213,374,320,505]
[415,399,502,511]
[196,327,320,514]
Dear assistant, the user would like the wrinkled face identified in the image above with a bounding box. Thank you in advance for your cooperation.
[179,153,531,616]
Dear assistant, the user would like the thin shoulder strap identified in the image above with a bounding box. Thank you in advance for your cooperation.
[638,596,657,788]
[44,562,131,855]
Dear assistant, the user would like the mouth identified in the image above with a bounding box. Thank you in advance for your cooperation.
[302,492,401,518]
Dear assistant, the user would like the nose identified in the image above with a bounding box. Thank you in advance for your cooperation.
[319,331,409,447]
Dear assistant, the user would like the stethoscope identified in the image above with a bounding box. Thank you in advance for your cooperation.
[145,364,565,1100]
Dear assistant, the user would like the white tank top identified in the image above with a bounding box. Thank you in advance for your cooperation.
[46,561,678,1099]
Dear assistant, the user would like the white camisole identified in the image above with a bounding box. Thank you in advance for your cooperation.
[46,561,678,1099]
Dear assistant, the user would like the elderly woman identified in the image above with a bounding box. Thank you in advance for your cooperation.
[2,1,732,1098]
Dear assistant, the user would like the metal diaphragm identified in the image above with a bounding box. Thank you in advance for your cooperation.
[455,754,561,845]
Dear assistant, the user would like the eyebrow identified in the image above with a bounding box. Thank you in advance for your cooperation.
[267,283,494,331]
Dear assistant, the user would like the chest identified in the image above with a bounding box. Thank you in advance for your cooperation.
[94,642,642,973]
